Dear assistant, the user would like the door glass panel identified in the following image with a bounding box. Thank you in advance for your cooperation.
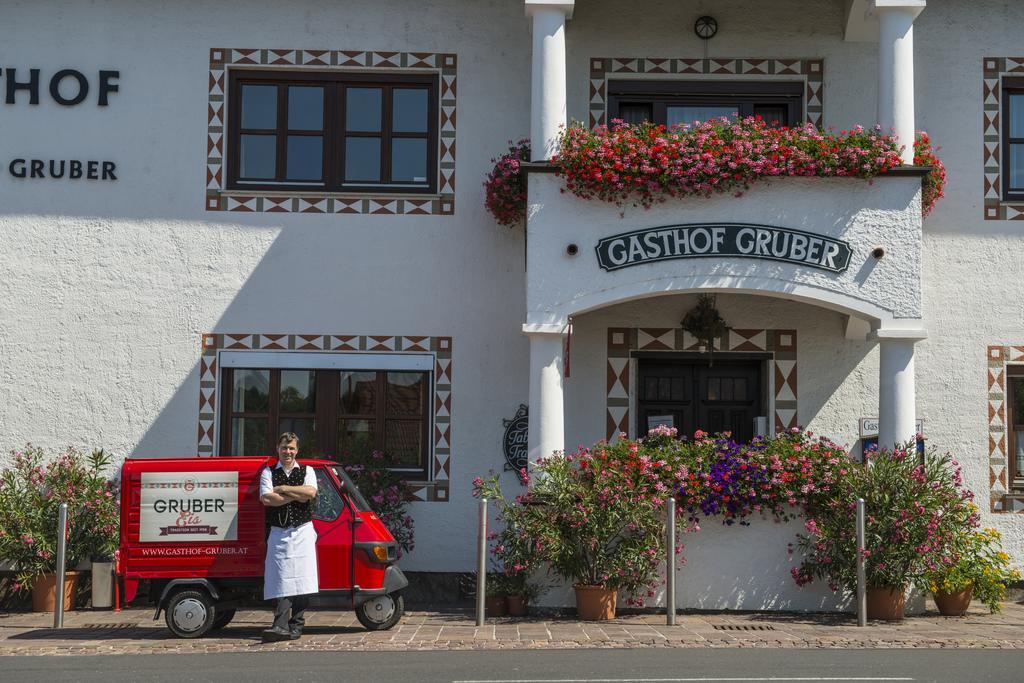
[287,86,324,131]
[241,84,277,129]
[340,371,377,414]
[392,88,428,132]
[338,419,375,458]
[346,88,382,132]
[618,103,652,125]
[286,136,323,181]
[753,104,787,127]
[385,420,422,467]
[312,469,344,521]
[1009,144,1024,189]
[280,370,316,412]
[644,377,658,401]
[1010,94,1024,137]
[345,137,381,181]
[232,370,270,412]
[239,135,276,178]
[667,106,734,126]
[231,417,268,456]
[707,378,720,401]
[658,378,672,401]
[386,372,424,416]
[278,418,316,455]
[720,379,734,401]
[391,138,428,183]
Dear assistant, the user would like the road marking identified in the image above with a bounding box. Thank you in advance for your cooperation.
[453,678,915,683]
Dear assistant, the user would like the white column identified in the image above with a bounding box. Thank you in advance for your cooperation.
[871,0,925,164]
[525,327,566,461]
[876,329,926,450]
[525,1,574,161]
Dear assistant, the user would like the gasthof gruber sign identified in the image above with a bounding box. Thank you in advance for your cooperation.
[140,471,239,542]
[595,223,852,273]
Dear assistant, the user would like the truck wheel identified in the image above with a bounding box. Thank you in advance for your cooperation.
[356,592,404,631]
[211,608,236,631]
[165,588,215,638]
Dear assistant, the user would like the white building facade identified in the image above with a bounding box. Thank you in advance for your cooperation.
[1,0,1023,610]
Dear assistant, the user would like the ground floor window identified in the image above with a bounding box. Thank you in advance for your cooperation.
[218,353,431,478]
[1008,366,1024,488]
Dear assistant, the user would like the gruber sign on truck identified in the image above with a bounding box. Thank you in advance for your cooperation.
[595,223,852,273]
[140,471,239,542]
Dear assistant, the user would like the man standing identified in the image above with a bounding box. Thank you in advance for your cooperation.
[259,432,318,643]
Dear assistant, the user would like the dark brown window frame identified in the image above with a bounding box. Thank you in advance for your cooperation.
[218,367,431,479]
[1007,364,1024,489]
[226,70,440,194]
[607,79,804,128]
[1002,77,1024,202]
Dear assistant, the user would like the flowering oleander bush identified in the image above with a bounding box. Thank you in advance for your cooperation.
[914,132,946,217]
[790,443,974,594]
[341,450,415,557]
[925,526,1021,613]
[483,139,530,226]
[0,445,119,592]
[483,120,945,224]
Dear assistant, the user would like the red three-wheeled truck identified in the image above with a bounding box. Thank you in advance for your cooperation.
[117,457,408,638]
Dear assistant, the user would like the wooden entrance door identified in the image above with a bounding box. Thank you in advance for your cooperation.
[637,359,763,442]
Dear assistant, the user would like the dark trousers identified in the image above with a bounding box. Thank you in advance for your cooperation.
[271,594,310,632]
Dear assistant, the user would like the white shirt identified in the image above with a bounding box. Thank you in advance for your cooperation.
[259,460,318,499]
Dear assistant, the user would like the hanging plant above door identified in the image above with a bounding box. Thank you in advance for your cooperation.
[681,294,727,366]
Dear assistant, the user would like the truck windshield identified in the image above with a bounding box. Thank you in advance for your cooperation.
[330,466,373,512]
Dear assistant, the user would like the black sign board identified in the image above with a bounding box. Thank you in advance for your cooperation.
[502,404,529,484]
[595,223,852,274]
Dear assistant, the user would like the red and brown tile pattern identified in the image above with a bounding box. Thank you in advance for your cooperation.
[605,327,798,441]
[206,48,457,216]
[589,57,824,130]
[983,58,1024,220]
[197,333,452,502]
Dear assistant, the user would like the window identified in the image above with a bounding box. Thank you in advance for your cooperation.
[219,363,431,478]
[227,71,438,193]
[607,80,804,128]
[1008,366,1024,488]
[1002,79,1024,201]
[312,468,345,522]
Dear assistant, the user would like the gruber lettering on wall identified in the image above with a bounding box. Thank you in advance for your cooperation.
[595,223,853,274]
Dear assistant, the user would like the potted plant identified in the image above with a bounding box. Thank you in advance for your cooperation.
[926,525,1022,616]
[790,442,972,621]
[484,573,508,617]
[0,445,119,611]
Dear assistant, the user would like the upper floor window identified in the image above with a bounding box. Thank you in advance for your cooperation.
[1003,79,1024,202]
[607,80,804,128]
[227,70,438,193]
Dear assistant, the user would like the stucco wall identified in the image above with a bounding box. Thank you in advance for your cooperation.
[0,0,1023,585]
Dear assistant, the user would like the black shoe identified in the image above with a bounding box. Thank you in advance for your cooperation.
[289,627,302,640]
[261,627,292,643]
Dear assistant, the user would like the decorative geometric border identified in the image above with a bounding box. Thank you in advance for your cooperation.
[986,344,1024,512]
[588,57,824,129]
[606,327,798,441]
[196,332,452,502]
[205,48,457,216]
[982,57,1024,220]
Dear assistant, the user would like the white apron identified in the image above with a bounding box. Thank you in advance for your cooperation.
[264,521,319,600]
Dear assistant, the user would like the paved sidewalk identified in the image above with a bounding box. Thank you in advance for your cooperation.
[1,602,1023,656]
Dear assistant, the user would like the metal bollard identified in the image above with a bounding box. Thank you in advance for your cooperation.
[666,497,676,626]
[476,498,487,627]
[856,497,867,627]
[54,503,68,629]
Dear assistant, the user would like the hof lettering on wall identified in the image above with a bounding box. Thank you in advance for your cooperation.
[502,404,529,484]
[595,223,852,274]
[139,471,239,542]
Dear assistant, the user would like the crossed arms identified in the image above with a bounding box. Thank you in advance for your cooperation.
[261,484,317,507]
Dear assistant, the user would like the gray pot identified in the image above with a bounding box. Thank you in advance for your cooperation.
[91,561,114,609]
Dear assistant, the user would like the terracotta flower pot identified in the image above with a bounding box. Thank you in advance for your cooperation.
[866,585,905,621]
[506,595,528,617]
[574,584,616,621]
[933,587,973,616]
[31,571,81,612]
[485,596,507,617]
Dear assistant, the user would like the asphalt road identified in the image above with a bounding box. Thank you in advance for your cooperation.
[5,649,1022,682]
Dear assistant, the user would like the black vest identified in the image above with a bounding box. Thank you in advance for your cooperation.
[268,464,313,528]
